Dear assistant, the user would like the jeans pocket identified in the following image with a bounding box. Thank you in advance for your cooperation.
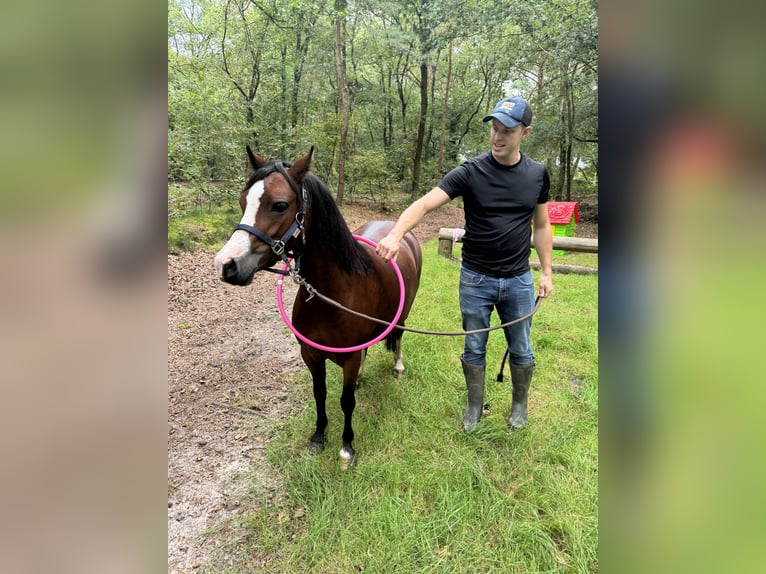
[459,266,484,286]
[514,270,535,287]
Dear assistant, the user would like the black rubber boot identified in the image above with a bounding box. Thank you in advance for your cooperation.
[508,361,535,429]
[461,356,485,432]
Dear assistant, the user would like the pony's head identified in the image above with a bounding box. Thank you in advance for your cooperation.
[214,146,313,285]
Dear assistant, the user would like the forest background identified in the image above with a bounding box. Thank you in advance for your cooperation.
[168,0,597,208]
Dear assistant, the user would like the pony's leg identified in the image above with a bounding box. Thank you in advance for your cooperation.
[392,337,405,378]
[306,354,328,453]
[356,348,368,386]
[339,355,362,469]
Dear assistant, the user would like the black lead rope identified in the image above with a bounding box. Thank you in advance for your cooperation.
[304,283,541,380]
[496,348,510,382]
[305,289,542,337]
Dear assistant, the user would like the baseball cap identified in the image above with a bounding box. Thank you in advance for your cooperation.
[482,96,532,128]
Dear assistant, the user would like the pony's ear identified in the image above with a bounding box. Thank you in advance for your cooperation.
[246,145,268,170]
[288,146,314,183]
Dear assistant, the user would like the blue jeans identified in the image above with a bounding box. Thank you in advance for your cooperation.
[458,266,536,367]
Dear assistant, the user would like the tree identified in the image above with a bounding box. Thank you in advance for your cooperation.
[333,0,351,205]
[438,43,453,174]
[219,0,273,145]
[509,0,598,199]
[167,0,598,207]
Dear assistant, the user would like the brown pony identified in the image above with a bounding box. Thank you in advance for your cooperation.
[214,147,422,469]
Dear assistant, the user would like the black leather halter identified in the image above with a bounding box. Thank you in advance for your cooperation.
[234,161,308,274]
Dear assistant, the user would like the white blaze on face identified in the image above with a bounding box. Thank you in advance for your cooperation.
[213,180,266,276]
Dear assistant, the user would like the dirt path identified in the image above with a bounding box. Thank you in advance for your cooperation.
[167,204,467,572]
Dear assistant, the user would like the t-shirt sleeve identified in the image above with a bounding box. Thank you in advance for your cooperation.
[437,164,470,199]
[538,168,551,203]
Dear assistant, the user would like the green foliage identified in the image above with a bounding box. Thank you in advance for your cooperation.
[345,147,393,199]
[168,0,597,204]
[208,239,598,572]
[168,208,240,254]
[167,183,241,253]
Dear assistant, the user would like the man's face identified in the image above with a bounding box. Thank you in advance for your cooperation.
[490,120,531,164]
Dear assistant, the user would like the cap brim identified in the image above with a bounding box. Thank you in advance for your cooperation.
[482,113,521,128]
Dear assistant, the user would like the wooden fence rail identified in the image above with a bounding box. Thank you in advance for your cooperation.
[437,228,599,275]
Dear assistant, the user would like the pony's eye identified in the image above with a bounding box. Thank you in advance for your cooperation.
[272,201,289,214]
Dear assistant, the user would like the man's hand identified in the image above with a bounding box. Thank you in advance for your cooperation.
[538,274,554,298]
[376,233,400,261]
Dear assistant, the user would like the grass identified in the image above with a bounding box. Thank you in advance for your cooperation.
[205,239,598,573]
[168,203,241,254]
[168,182,243,254]
[531,247,598,270]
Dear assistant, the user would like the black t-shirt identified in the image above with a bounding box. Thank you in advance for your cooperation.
[438,151,550,277]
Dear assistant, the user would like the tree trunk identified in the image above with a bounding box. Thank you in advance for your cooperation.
[245,101,258,147]
[565,81,575,201]
[555,79,568,201]
[385,68,392,149]
[568,155,580,201]
[280,45,288,135]
[334,3,350,206]
[439,43,452,174]
[411,60,429,197]
[395,53,409,138]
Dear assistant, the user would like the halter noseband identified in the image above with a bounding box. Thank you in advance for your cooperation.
[234,161,308,275]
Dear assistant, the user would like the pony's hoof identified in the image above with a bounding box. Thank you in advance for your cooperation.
[308,434,326,454]
[339,447,356,470]
[392,367,404,379]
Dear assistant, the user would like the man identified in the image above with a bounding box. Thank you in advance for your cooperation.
[376,96,553,432]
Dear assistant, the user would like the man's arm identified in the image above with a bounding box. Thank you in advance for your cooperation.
[532,203,554,297]
[376,187,451,260]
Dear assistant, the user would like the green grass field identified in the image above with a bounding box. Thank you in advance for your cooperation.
[205,239,598,573]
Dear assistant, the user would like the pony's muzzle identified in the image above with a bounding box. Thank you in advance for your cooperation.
[221,259,239,283]
[220,258,256,286]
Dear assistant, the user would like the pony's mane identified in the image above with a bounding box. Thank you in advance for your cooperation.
[302,172,374,276]
[248,160,373,276]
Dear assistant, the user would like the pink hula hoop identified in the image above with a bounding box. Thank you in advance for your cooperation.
[276,235,405,353]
